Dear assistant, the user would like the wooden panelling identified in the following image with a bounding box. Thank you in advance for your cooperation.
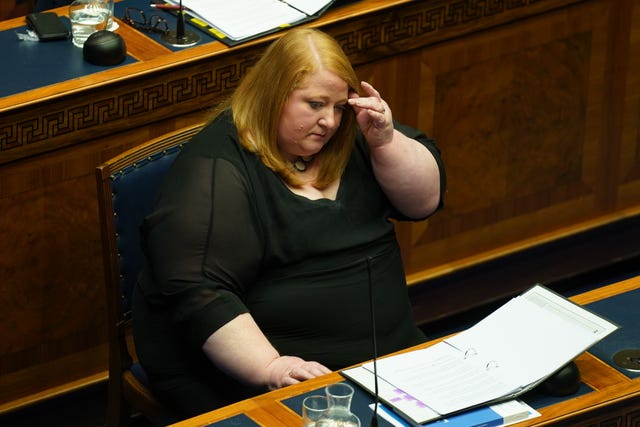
[618,0,640,206]
[0,0,639,412]
[387,0,640,283]
[0,0,34,22]
[0,111,209,412]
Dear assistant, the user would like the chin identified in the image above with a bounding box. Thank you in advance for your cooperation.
[307,136,330,148]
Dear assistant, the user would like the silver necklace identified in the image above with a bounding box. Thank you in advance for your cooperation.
[292,156,314,172]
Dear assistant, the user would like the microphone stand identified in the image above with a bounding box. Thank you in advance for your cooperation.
[367,257,380,427]
[162,0,200,47]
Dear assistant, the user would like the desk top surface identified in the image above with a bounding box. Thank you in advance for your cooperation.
[169,275,640,427]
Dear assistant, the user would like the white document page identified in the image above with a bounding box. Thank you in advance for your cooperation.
[345,285,619,418]
[287,0,332,15]
[344,359,441,423]
[170,0,307,40]
[360,341,517,416]
[446,286,619,388]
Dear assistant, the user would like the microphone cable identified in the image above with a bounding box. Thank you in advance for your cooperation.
[367,256,379,427]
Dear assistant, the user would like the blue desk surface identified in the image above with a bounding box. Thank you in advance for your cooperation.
[1,0,218,99]
[2,19,137,98]
[113,0,217,49]
[585,287,640,378]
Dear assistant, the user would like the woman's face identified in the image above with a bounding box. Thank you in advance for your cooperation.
[277,69,349,159]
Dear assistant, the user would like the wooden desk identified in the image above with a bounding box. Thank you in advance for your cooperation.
[1,0,639,412]
[169,275,640,427]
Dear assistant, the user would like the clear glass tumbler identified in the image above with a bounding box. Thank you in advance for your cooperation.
[302,395,329,427]
[69,0,110,47]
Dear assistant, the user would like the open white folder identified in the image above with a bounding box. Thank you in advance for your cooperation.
[342,284,619,425]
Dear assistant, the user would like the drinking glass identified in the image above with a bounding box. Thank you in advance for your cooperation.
[104,0,116,31]
[302,395,329,427]
[317,383,361,427]
[69,0,109,47]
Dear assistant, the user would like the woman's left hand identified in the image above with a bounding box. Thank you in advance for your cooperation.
[348,81,393,148]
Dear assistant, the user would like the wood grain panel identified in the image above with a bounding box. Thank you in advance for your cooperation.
[393,0,640,282]
[0,111,208,409]
[618,0,640,207]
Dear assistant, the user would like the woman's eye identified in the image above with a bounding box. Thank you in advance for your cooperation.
[309,101,323,109]
[335,103,348,111]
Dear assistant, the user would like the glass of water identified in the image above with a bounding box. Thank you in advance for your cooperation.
[69,0,110,47]
[302,395,329,427]
[104,0,116,31]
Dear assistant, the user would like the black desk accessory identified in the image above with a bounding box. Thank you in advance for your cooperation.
[613,349,640,372]
[538,360,581,396]
[83,31,127,66]
[161,0,200,47]
[26,12,69,41]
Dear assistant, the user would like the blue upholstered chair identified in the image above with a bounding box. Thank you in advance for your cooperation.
[95,123,204,426]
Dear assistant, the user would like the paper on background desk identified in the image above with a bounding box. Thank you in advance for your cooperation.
[167,0,333,41]
[287,0,335,15]
[342,284,619,424]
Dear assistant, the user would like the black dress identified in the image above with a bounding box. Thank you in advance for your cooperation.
[132,110,446,417]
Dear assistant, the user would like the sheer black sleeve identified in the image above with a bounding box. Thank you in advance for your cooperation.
[140,154,262,347]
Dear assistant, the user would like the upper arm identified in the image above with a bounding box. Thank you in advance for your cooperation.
[141,155,262,343]
[393,121,447,211]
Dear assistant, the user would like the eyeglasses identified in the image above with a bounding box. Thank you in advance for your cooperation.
[122,7,169,34]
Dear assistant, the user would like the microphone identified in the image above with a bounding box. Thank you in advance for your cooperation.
[160,0,201,47]
[366,257,379,427]
[176,0,185,39]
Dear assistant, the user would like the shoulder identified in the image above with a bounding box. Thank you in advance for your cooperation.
[172,111,251,174]
[186,110,238,153]
[158,111,250,192]
[393,120,436,147]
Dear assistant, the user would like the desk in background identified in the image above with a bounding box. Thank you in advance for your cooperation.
[170,275,640,427]
[1,0,639,412]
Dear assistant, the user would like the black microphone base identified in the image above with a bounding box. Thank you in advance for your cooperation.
[161,29,200,47]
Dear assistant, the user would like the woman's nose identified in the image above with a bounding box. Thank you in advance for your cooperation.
[319,110,336,128]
